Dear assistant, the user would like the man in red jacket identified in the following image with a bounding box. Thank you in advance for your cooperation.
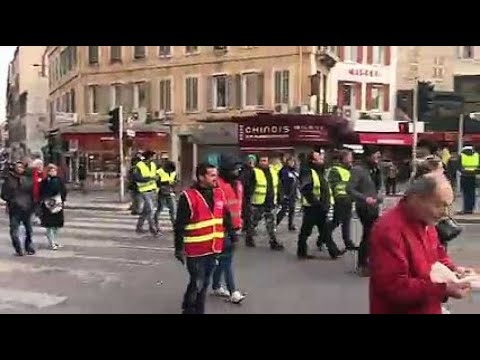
[369,174,471,314]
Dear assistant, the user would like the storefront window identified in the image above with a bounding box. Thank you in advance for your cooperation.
[87,153,120,173]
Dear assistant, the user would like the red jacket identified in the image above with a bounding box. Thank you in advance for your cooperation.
[182,187,225,257]
[32,169,44,203]
[369,201,455,314]
[217,177,243,230]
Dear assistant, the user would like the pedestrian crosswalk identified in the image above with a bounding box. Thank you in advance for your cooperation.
[0,209,175,312]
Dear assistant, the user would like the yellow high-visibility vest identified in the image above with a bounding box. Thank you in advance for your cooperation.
[461,153,480,172]
[157,168,176,185]
[136,161,158,193]
[303,169,334,207]
[252,167,279,205]
[331,166,351,198]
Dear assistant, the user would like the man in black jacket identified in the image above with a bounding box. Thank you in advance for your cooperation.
[1,161,36,256]
[297,150,342,260]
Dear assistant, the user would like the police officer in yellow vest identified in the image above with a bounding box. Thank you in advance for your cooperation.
[155,157,177,228]
[297,150,342,260]
[327,149,358,251]
[132,150,160,235]
[460,145,479,214]
[244,154,284,251]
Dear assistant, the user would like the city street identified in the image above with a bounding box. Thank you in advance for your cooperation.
[0,201,478,313]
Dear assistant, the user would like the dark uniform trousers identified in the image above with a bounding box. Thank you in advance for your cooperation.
[276,196,296,228]
[356,206,379,267]
[182,254,217,314]
[298,206,335,254]
[331,197,353,244]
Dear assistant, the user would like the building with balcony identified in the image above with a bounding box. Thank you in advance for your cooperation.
[328,46,398,120]
[6,46,49,161]
[46,46,339,182]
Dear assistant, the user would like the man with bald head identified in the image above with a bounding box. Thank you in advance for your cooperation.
[369,174,472,314]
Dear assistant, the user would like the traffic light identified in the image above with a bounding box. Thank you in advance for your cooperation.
[108,107,121,134]
[398,121,410,134]
[417,81,435,121]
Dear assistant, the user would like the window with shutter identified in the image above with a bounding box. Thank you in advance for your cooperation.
[70,89,76,113]
[159,46,172,57]
[137,82,150,109]
[133,46,146,59]
[85,85,98,113]
[98,85,111,114]
[274,70,290,105]
[121,84,134,113]
[344,46,358,62]
[185,77,198,112]
[372,46,385,65]
[111,46,122,62]
[242,72,264,108]
[160,79,172,112]
[88,46,99,65]
[185,46,199,55]
[213,75,227,109]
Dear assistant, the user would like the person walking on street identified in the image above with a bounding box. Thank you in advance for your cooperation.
[132,150,160,236]
[39,164,67,250]
[297,150,342,260]
[174,162,235,314]
[78,162,87,193]
[277,155,299,231]
[155,159,177,229]
[29,158,44,225]
[244,154,284,250]
[240,154,257,234]
[346,146,383,277]
[327,149,357,251]
[385,162,398,196]
[1,161,36,256]
[459,145,479,214]
[212,155,246,304]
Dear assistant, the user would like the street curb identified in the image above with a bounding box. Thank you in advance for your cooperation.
[454,219,480,224]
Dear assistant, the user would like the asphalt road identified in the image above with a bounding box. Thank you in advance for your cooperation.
[0,207,479,314]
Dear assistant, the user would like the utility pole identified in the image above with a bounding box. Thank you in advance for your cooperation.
[118,106,125,203]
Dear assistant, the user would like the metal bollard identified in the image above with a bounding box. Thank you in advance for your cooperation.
[344,215,359,274]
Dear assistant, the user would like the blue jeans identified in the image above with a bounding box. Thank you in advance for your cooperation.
[182,254,217,314]
[212,252,235,293]
[136,190,157,232]
[9,210,33,252]
[46,227,58,246]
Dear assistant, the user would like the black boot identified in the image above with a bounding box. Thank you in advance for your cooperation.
[327,242,345,260]
[344,241,359,251]
[245,236,256,247]
[270,241,284,251]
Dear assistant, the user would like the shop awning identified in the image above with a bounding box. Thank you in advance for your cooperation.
[358,133,412,146]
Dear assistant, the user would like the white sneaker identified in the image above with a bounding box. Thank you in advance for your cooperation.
[212,286,230,297]
[230,290,246,304]
[441,305,451,314]
[51,244,58,251]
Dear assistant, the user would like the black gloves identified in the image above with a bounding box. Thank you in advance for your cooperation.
[174,250,185,265]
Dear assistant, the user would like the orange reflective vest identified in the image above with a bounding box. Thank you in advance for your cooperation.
[217,177,243,230]
[183,187,225,257]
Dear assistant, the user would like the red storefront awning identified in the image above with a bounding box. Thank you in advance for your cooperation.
[358,133,412,146]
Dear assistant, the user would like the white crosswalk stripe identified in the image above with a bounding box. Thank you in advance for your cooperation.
[0,209,175,311]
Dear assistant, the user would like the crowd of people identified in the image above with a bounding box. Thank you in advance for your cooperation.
[3,138,479,314]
